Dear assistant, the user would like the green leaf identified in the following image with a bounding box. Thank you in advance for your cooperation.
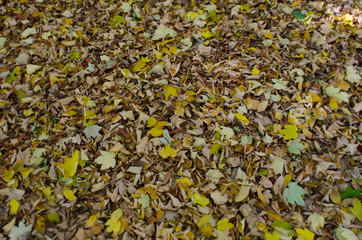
[240,4,251,11]
[284,182,307,206]
[201,30,214,38]
[16,91,26,100]
[293,11,307,20]
[340,186,361,199]
[7,72,16,84]
[70,51,80,60]
[258,169,269,176]
[279,125,298,140]
[48,212,60,223]
[288,139,304,154]
[272,220,293,230]
[114,15,126,24]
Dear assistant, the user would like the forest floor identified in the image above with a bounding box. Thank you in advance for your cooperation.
[0,0,361,239]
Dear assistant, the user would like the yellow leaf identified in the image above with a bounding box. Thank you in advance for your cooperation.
[343,14,353,26]
[19,167,33,178]
[279,125,298,140]
[121,68,130,77]
[164,85,178,100]
[216,219,234,231]
[265,32,274,40]
[193,193,210,207]
[329,97,338,110]
[304,30,310,40]
[350,198,362,221]
[201,30,214,38]
[147,117,157,127]
[163,47,171,55]
[36,216,46,234]
[58,150,79,178]
[197,214,211,228]
[330,189,341,204]
[295,228,315,240]
[110,209,123,220]
[42,187,54,202]
[307,92,322,103]
[149,128,164,137]
[235,185,251,202]
[141,56,152,62]
[105,218,121,234]
[257,222,268,232]
[145,185,158,199]
[105,209,126,235]
[187,11,198,20]
[210,144,221,155]
[9,199,19,214]
[177,177,192,189]
[48,212,60,223]
[200,224,213,236]
[275,112,282,120]
[87,214,98,227]
[85,110,96,119]
[169,46,178,55]
[154,121,168,128]
[256,187,266,205]
[251,68,260,75]
[265,232,280,240]
[235,113,250,125]
[159,144,177,159]
[63,189,77,201]
[23,109,34,117]
[266,212,283,221]
[133,60,146,72]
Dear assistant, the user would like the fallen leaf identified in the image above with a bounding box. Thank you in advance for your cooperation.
[9,199,19,214]
[193,193,210,207]
[279,125,298,140]
[57,150,79,178]
[350,198,362,221]
[164,85,178,100]
[284,182,307,206]
[83,125,102,139]
[216,219,234,231]
[159,144,177,159]
[235,185,251,202]
[9,220,33,240]
[307,213,325,232]
[95,151,116,170]
[295,228,314,240]
[63,189,77,201]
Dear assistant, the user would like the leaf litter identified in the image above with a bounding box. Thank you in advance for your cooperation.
[0,0,361,239]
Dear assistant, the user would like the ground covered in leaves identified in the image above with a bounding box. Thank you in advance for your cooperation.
[0,0,361,239]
